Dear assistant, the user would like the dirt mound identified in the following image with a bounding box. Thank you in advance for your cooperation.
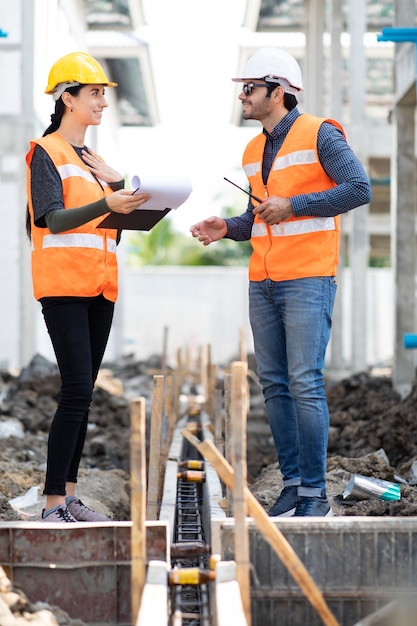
[0,353,156,521]
[0,355,417,521]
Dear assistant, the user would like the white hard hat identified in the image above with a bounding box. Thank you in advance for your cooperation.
[232,47,303,95]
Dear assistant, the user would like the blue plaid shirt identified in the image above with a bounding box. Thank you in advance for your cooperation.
[225,107,372,241]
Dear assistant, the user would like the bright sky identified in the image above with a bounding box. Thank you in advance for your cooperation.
[118,0,258,234]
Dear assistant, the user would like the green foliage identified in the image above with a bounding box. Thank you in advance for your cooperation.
[127,201,252,267]
[369,256,391,268]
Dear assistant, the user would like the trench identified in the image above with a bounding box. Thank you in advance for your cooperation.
[168,412,213,626]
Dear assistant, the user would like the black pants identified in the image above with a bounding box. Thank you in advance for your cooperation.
[40,295,114,495]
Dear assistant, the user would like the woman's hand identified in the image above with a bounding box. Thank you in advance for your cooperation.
[106,189,151,214]
[190,216,227,246]
[81,147,123,183]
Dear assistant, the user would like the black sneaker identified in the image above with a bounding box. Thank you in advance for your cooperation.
[293,496,334,517]
[41,505,77,523]
[267,486,298,517]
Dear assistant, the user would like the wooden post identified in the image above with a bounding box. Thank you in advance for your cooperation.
[165,373,176,453]
[239,328,247,364]
[224,372,233,516]
[200,344,210,403]
[230,361,251,625]
[214,388,224,457]
[181,431,340,626]
[160,373,174,506]
[130,397,147,626]
[161,325,169,379]
[206,362,217,424]
[174,348,183,420]
[147,375,164,520]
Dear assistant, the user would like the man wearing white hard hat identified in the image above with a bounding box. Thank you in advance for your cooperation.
[191,47,371,517]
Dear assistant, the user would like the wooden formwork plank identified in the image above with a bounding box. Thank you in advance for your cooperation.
[130,397,147,626]
[174,349,183,423]
[164,372,176,450]
[214,387,224,456]
[159,373,174,509]
[206,362,217,423]
[230,361,251,626]
[239,327,247,363]
[147,376,164,520]
[223,373,233,516]
[161,325,169,379]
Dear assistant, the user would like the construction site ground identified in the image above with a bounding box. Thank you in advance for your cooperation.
[1,353,417,624]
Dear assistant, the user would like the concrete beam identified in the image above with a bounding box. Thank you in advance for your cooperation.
[214,560,248,626]
[217,517,417,626]
[136,560,168,626]
[395,43,416,105]
[304,0,325,116]
[391,102,416,395]
[0,520,169,624]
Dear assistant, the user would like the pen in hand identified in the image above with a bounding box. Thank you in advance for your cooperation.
[224,177,263,204]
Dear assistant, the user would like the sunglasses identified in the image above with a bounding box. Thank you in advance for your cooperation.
[242,82,268,96]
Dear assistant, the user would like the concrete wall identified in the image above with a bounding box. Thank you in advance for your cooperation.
[216,516,417,626]
[33,265,395,371]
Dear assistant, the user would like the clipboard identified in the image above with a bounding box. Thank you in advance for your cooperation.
[97,208,171,231]
[97,173,192,231]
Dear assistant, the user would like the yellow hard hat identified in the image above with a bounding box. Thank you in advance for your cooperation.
[45,51,117,100]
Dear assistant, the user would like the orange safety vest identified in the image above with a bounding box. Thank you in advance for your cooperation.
[243,114,345,282]
[26,132,118,301]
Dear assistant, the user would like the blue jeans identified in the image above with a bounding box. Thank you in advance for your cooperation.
[40,295,114,495]
[249,277,337,497]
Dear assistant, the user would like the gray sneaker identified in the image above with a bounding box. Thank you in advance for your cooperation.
[41,505,77,523]
[66,497,111,522]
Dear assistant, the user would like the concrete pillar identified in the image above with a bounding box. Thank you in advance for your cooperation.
[391,1,417,395]
[20,0,37,367]
[0,0,37,368]
[327,0,346,373]
[391,102,416,395]
[348,0,369,373]
[304,0,325,115]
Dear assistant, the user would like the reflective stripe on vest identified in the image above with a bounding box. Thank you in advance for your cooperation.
[273,149,317,170]
[251,216,336,238]
[58,163,97,183]
[42,233,117,253]
[243,162,261,177]
[58,163,110,189]
[243,114,345,282]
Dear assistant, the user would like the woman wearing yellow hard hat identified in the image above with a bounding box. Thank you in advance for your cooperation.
[26,51,150,523]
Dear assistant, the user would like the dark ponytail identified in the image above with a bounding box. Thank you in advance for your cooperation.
[26,85,84,239]
[42,98,66,136]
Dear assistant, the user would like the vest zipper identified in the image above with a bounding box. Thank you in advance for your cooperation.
[263,185,272,278]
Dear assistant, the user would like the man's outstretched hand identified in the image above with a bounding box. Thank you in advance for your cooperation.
[190,216,227,246]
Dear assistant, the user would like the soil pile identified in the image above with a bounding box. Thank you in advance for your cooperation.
[0,354,417,521]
